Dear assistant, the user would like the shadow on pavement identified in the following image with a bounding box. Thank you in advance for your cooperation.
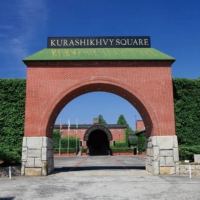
[53,165,145,174]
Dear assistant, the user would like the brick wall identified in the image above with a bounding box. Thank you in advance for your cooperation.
[136,120,145,131]
[24,60,175,138]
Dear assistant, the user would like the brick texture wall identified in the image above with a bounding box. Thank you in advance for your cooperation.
[136,120,145,131]
[24,60,175,138]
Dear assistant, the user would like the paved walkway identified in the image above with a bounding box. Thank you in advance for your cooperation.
[53,156,146,173]
[0,156,200,200]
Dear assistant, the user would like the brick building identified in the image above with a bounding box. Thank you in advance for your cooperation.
[54,123,127,149]
[136,120,145,131]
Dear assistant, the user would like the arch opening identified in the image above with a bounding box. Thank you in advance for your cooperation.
[83,124,113,155]
[36,79,163,175]
[45,80,156,139]
[87,129,110,156]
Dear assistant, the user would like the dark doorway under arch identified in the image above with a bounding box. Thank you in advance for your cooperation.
[87,129,110,156]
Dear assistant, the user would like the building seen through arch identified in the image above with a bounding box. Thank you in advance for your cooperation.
[54,120,127,155]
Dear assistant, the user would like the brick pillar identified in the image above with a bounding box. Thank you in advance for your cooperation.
[21,137,54,176]
[146,136,179,174]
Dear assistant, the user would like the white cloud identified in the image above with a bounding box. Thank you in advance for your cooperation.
[0,0,48,77]
[17,0,48,40]
[13,0,48,54]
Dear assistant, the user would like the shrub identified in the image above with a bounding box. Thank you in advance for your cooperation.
[173,78,200,145]
[54,148,77,153]
[0,79,26,164]
[179,145,200,161]
[81,148,87,153]
[110,147,133,153]
[53,130,80,152]
[113,142,127,148]
[137,132,146,152]
[0,148,21,164]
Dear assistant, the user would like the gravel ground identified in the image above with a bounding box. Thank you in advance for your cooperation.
[0,156,200,200]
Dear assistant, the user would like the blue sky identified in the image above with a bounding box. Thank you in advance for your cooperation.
[0,0,199,129]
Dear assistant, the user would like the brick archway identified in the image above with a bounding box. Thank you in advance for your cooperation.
[22,45,179,176]
[84,124,112,156]
[42,77,159,139]
[84,124,113,141]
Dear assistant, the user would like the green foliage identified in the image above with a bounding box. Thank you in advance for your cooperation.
[117,114,129,127]
[114,141,127,148]
[0,79,26,164]
[128,140,138,146]
[0,147,21,163]
[61,136,80,150]
[117,115,130,146]
[173,78,200,145]
[81,148,87,153]
[53,130,60,148]
[179,145,200,161]
[53,130,80,150]
[137,132,146,152]
[98,114,107,125]
[54,148,77,153]
[110,147,133,153]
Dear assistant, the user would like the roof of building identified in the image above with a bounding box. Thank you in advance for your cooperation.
[23,48,175,61]
[135,129,146,136]
[54,124,127,130]
[128,135,138,141]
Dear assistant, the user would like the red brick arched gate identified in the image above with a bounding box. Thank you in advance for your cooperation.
[21,37,179,176]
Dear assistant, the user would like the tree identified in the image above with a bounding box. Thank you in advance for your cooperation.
[117,114,129,127]
[98,115,107,125]
[117,114,130,146]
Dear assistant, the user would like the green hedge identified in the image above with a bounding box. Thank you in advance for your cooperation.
[128,140,138,146]
[110,147,134,153]
[0,79,26,164]
[179,145,200,161]
[137,132,146,152]
[54,148,77,153]
[81,147,134,153]
[173,78,200,145]
[82,148,87,153]
[53,130,80,151]
[113,142,127,148]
